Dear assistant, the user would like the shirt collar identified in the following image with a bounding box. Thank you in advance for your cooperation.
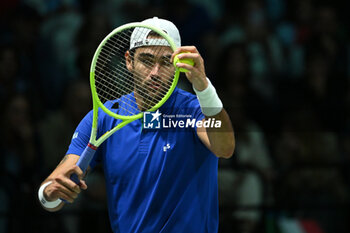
[117,87,179,114]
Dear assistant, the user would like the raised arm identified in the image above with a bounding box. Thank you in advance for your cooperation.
[197,109,235,158]
[171,46,235,158]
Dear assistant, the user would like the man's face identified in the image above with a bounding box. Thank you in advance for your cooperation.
[125,45,174,109]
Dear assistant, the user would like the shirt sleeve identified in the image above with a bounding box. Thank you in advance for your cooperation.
[65,110,101,169]
[66,110,92,156]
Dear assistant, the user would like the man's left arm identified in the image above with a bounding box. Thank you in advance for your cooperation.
[197,109,235,158]
[171,46,235,158]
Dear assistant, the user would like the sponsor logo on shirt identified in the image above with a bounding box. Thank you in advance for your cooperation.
[163,143,171,152]
[72,132,79,139]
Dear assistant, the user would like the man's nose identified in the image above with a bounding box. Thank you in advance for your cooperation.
[150,63,161,76]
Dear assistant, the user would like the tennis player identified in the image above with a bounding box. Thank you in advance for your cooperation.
[38,17,235,233]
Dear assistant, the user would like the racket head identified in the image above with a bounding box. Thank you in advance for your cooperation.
[90,22,180,122]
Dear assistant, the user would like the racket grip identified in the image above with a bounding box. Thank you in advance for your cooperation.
[76,143,97,174]
[62,144,97,204]
[61,171,82,203]
[61,170,81,203]
[70,173,80,185]
[70,143,97,184]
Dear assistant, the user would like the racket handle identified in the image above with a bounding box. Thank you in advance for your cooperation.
[70,173,80,185]
[61,171,83,203]
[76,143,97,174]
[62,144,97,204]
[70,143,97,184]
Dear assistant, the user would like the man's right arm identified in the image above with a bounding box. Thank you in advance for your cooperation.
[39,154,88,212]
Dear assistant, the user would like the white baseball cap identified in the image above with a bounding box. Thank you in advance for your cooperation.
[129,17,181,50]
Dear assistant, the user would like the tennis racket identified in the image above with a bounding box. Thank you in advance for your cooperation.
[70,22,180,184]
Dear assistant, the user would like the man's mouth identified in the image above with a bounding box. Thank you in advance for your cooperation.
[148,81,161,90]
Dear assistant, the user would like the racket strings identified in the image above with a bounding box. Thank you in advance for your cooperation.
[94,26,175,116]
[94,75,139,114]
[95,71,165,116]
[100,37,174,94]
[128,27,174,110]
[95,59,172,113]
[105,30,175,88]
[95,55,173,98]
[94,32,142,116]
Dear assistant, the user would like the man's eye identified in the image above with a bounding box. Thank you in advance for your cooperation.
[142,59,154,67]
[162,59,172,66]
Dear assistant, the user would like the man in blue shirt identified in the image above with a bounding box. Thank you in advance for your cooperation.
[38,17,235,233]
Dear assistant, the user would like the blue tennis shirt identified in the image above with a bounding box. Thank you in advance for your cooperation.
[66,87,219,233]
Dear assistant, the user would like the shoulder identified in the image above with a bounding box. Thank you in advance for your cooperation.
[102,93,136,115]
[175,87,196,99]
[173,88,199,107]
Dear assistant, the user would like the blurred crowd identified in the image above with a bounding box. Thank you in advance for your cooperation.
[0,0,349,233]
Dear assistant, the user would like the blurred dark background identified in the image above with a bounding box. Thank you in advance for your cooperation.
[1,0,350,232]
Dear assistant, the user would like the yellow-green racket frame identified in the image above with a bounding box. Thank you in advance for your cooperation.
[70,22,180,184]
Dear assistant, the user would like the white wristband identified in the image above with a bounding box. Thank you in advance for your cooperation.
[38,181,62,209]
[193,78,223,116]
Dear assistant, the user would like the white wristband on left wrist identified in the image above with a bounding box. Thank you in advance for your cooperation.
[38,181,62,209]
[193,77,223,116]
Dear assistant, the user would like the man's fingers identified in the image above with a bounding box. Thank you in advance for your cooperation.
[57,191,75,203]
[79,180,88,190]
[171,46,199,62]
[69,165,84,180]
[174,46,198,54]
[175,63,195,72]
[54,174,81,194]
[58,183,79,199]
[46,181,79,203]
[176,52,199,60]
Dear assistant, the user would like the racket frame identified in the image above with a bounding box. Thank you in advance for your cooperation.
[89,22,180,147]
[68,22,180,186]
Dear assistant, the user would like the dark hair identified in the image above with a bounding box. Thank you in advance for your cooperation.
[129,48,135,61]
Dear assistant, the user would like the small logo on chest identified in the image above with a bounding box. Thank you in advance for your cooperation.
[163,143,171,152]
[72,132,79,139]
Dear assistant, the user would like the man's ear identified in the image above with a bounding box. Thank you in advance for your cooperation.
[125,50,133,71]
